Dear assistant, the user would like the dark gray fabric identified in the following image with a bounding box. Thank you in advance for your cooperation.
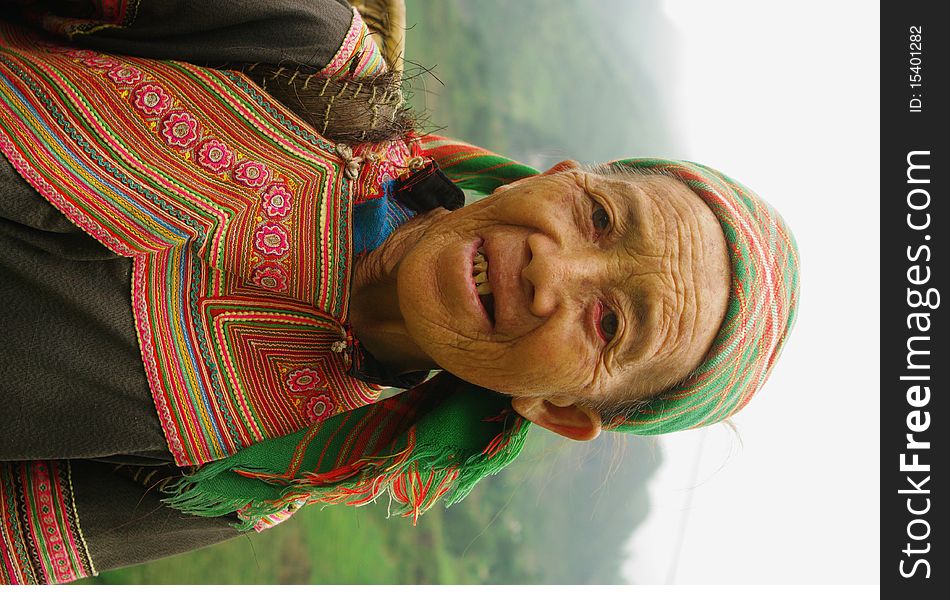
[0,154,171,462]
[0,0,357,577]
[68,460,243,572]
[8,0,353,70]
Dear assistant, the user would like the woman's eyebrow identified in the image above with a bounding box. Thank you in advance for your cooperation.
[595,176,658,252]
[626,183,667,254]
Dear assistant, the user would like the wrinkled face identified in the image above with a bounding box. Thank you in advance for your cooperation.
[396,169,730,405]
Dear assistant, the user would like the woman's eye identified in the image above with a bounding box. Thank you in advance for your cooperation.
[592,204,610,235]
[598,307,619,342]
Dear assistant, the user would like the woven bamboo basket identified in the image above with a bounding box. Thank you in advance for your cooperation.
[348,0,406,74]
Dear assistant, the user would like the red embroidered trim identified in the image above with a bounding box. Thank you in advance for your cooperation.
[0,461,97,585]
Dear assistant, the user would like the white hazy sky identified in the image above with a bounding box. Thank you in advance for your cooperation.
[622,0,880,584]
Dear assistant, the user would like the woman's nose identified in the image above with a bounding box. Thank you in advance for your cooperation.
[523,232,596,318]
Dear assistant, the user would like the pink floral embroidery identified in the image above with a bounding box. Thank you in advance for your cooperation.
[261,183,293,219]
[196,139,234,173]
[250,263,288,292]
[303,393,335,422]
[132,83,171,116]
[82,56,120,69]
[107,65,143,86]
[286,368,322,392]
[161,111,200,148]
[254,224,289,257]
[233,160,271,188]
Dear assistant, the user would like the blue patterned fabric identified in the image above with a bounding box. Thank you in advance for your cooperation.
[352,179,417,257]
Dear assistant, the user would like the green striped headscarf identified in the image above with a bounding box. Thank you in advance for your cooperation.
[606,158,800,434]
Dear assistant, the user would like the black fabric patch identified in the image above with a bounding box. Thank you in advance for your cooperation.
[393,162,465,213]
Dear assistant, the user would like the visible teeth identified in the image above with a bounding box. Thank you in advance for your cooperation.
[476,281,492,295]
[473,249,489,278]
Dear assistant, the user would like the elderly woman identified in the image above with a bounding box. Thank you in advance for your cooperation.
[0,0,799,585]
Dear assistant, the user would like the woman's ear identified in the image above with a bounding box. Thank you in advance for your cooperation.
[543,159,581,175]
[510,396,602,441]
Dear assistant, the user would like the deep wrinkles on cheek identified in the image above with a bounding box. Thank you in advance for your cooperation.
[523,354,592,398]
[407,235,486,359]
[515,321,599,397]
[560,345,613,401]
[550,320,605,396]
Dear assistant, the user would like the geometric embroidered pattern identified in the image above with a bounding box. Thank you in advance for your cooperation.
[0,23,385,466]
[0,461,97,585]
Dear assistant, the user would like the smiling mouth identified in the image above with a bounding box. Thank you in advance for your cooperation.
[473,248,495,326]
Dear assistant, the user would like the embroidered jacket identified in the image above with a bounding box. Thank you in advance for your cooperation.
[0,19,422,467]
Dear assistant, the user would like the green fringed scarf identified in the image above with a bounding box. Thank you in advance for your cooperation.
[167,375,530,530]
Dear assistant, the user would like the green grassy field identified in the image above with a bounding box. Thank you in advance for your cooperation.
[90,503,456,584]
[87,430,661,585]
[83,0,676,585]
